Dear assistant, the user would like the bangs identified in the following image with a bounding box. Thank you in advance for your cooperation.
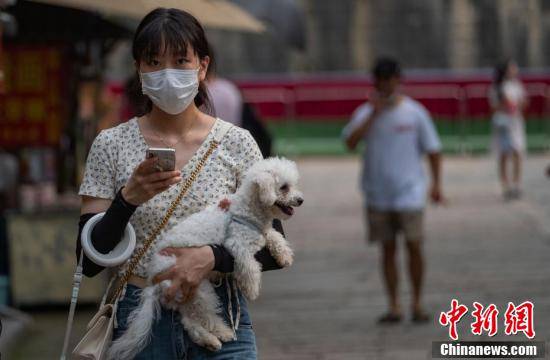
[134,17,194,63]
[131,8,214,114]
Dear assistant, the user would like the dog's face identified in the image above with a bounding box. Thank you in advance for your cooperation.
[251,157,303,220]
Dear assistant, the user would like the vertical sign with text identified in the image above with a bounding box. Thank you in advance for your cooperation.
[0,45,67,148]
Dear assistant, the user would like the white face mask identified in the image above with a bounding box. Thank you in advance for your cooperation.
[140,68,199,115]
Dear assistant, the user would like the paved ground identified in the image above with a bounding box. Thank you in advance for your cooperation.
[5,155,550,359]
[252,155,550,360]
[0,307,32,357]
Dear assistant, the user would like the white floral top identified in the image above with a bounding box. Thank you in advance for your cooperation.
[78,117,263,277]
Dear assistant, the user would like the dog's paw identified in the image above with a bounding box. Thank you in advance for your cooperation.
[265,232,294,268]
[269,243,294,268]
[212,323,236,342]
[193,333,223,352]
[208,343,223,352]
[274,246,294,268]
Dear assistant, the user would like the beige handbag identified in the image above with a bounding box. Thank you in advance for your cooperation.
[61,121,233,360]
[70,294,116,360]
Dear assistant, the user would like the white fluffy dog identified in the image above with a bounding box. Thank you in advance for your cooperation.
[107,157,303,359]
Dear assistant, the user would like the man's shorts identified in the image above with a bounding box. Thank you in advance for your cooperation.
[365,208,424,244]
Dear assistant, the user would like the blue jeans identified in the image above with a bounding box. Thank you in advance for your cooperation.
[112,280,257,359]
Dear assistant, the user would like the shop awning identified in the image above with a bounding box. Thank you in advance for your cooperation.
[26,0,265,32]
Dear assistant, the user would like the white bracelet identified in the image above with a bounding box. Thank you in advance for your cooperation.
[80,212,136,267]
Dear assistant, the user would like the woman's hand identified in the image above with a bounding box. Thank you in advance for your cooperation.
[121,157,182,206]
[151,246,215,303]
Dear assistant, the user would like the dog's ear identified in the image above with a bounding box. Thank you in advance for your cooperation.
[255,170,277,205]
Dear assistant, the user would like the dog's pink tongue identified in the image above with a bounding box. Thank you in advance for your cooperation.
[286,207,294,215]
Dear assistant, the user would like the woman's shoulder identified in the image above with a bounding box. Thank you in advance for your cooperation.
[98,118,136,138]
[216,118,262,163]
[217,118,255,147]
[91,118,137,148]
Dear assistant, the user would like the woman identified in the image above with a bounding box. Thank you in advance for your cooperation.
[76,8,284,359]
[489,59,527,200]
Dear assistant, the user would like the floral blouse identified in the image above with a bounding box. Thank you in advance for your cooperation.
[78,117,263,277]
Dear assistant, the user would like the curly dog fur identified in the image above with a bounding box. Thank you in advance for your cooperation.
[107,157,303,359]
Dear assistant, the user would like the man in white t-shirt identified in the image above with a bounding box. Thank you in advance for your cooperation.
[342,58,444,324]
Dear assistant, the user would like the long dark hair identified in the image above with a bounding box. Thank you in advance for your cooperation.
[129,8,214,115]
[493,58,513,102]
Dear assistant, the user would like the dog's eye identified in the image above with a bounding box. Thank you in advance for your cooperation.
[280,184,289,191]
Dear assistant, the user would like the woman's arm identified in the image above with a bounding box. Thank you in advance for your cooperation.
[77,154,182,276]
[77,188,138,277]
[210,219,286,273]
[344,94,396,151]
[151,220,287,304]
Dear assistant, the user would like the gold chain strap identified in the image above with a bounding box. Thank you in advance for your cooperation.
[108,140,220,303]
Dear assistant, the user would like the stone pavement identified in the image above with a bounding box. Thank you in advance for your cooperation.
[250,155,550,360]
[5,155,550,359]
[0,306,32,358]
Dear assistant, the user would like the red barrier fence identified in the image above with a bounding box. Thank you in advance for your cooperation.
[235,73,550,121]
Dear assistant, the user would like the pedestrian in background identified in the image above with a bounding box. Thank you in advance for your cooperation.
[342,58,444,324]
[489,59,527,200]
[207,75,243,127]
[207,73,273,157]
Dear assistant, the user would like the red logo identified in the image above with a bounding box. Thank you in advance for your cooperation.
[439,299,469,340]
[471,302,499,337]
[504,301,535,339]
[439,299,535,340]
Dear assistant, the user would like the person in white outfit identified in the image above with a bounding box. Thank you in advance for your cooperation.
[207,76,243,127]
[489,59,527,200]
[343,58,444,324]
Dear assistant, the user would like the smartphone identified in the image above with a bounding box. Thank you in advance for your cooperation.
[146,148,176,172]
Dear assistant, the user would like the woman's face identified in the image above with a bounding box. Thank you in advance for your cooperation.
[137,43,210,82]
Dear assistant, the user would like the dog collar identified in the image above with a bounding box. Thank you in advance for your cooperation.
[227,213,264,234]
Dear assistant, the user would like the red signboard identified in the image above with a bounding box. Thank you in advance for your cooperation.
[0,45,67,148]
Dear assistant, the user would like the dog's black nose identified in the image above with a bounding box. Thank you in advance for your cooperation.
[296,197,304,206]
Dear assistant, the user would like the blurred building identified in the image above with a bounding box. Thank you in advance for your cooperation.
[0,0,548,202]
[213,0,550,74]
